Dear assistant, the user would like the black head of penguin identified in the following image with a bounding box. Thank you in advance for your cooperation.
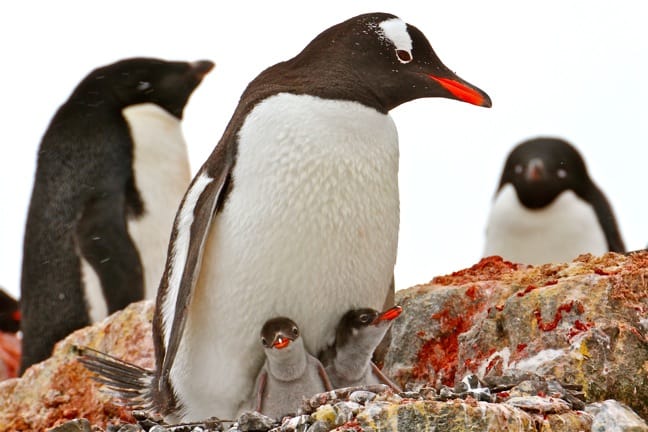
[498,137,595,209]
[69,58,214,119]
[249,12,491,114]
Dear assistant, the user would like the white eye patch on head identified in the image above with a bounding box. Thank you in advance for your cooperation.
[378,18,413,64]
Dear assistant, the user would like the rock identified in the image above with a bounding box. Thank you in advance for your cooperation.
[0,300,154,431]
[383,252,648,421]
[586,400,648,432]
[48,418,92,432]
[2,253,648,431]
[355,397,592,431]
[0,331,20,380]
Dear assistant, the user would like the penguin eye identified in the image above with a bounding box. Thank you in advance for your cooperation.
[261,337,268,347]
[514,164,523,175]
[137,81,151,91]
[359,314,371,324]
[557,168,567,179]
[292,327,299,337]
[395,49,412,64]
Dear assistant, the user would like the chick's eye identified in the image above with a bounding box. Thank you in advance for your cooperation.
[359,314,370,323]
[395,49,412,64]
[292,327,299,336]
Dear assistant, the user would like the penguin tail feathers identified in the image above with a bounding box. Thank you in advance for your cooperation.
[76,345,156,412]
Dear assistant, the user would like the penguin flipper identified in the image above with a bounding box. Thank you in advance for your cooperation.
[588,186,626,253]
[157,160,233,401]
[76,193,144,312]
[317,362,333,392]
[371,362,402,392]
[255,370,268,413]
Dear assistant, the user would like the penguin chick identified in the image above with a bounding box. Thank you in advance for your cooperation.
[484,137,625,264]
[251,318,332,420]
[324,306,402,391]
[20,57,214,373]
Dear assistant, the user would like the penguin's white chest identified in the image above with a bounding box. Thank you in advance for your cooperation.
[172,93,400,420]
[83,103,191,322]
[483,184,607,264]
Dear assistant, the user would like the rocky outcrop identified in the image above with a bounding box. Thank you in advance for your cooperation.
[1,252,647,431]
[0,301,154,431]
[383,252,648,421]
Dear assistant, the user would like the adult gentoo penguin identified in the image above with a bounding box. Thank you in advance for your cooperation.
[152,12,491,421]
[250,317,332,419]
[20,58,214,373]
[483,137,625,264]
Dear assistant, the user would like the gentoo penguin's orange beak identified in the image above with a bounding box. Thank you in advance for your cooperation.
[428,75,492,108]
[273,336,291,349]
[372,305,403,325]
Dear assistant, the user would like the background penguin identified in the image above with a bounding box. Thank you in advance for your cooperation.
[0,288,20,333]
[250,317,332,420]
[20,57,214,373]
[321,306,402,391]
[483,137,625,264]
[151,12,490,421]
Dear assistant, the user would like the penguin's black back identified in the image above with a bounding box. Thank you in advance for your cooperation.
[20,58,213,373]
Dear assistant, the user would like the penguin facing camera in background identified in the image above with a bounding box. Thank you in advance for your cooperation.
[20,57,214,374]
[483,137,625,265]
[321,306,402,391]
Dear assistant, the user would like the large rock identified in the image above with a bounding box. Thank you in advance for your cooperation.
[0,300,154,431]
[384,252,648,421]
[1,252,647,431]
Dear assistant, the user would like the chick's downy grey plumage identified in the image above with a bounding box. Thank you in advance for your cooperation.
[323,306,402,391]
[250,318,332,420]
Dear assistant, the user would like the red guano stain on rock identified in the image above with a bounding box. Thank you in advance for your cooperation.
[534,301,574,331]
[568,320,596,340]
[412,309,474,386]
[516,343,528,353]
[465,285,479,300]
[432,256,519,286]
[42,362,135,430]
[517,285,538,297]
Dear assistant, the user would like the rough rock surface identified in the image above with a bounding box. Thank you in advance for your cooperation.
[0,300,154,431]
[0,332,20,380]
[1,252,647,431]
[383,252,648,422]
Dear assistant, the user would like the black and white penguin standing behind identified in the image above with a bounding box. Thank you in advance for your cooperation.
[20,58,214,373]
[483,137,625,264]
[150,12,490,421]
[250,317,332,420]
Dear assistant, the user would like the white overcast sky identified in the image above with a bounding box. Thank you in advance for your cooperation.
[1,2,647,298]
